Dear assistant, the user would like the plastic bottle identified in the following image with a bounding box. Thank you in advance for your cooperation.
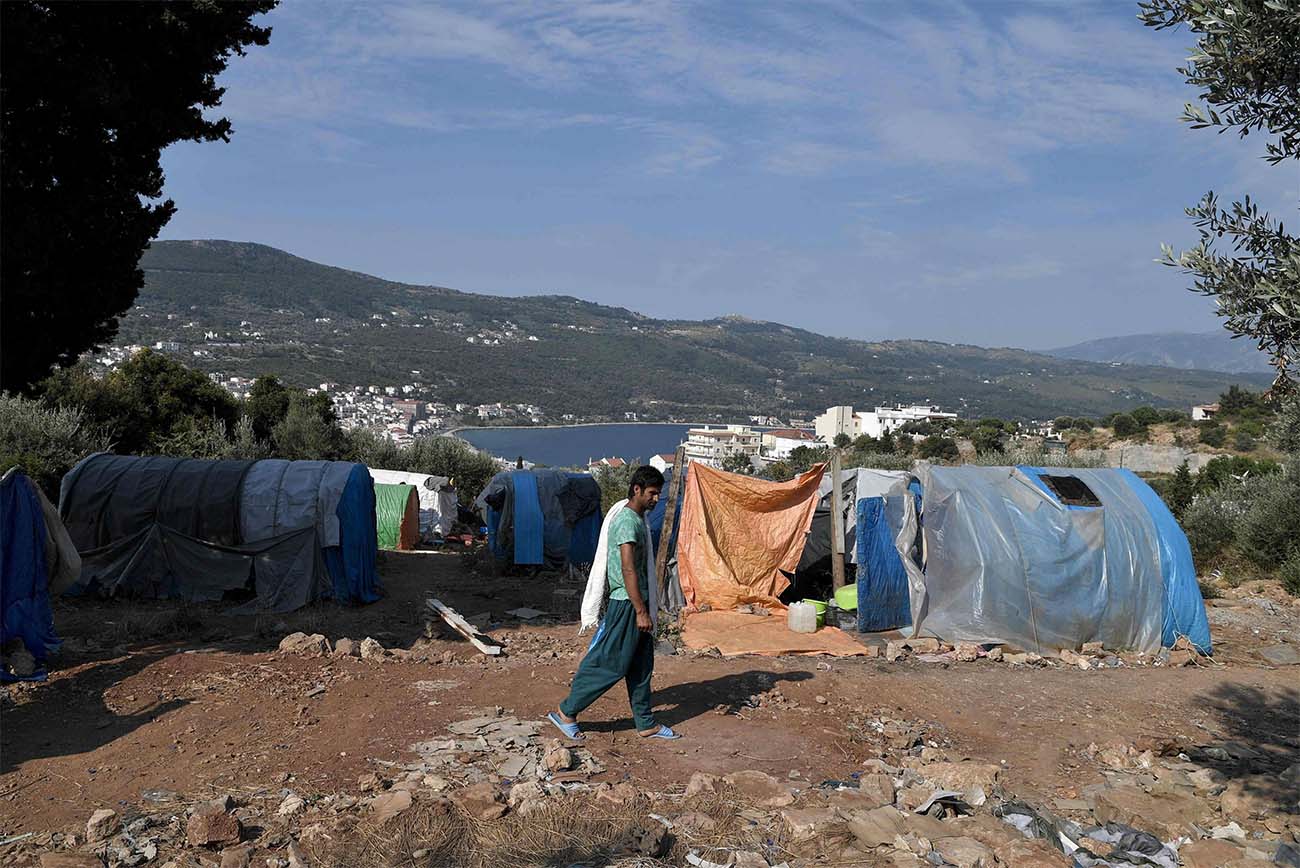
[787,601,819,633]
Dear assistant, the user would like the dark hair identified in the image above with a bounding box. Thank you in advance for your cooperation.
[628,465,665,498]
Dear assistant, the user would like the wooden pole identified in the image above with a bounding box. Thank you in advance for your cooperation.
[655,445,687,598]
[829,449,846,590]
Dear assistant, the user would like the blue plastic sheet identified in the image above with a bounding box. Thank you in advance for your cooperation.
[510,470,545,566]
[569,510,601,566]
[324,463,381,605]
[1116,469,1212,654]
[647,465,687,556]
[856,497,913,632]
[1,471,60,672]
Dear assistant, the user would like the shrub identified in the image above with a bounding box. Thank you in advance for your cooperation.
[1180,491,1239,563]
[1195,455,1280,492]
[1199,422,1226,447]
[1282,551,1300,597]
[1233,430,1257,452]
[1130,406,1160,427]
[0,394,112,498]
[1234,461,1300,570]
[1268,396,1300,453]
[918,435,959,461]
[1112,413,1139,437]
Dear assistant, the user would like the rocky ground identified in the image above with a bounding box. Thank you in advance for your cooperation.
[1,551,1297,867]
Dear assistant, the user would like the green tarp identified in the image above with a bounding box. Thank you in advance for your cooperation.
[374,483,419,550]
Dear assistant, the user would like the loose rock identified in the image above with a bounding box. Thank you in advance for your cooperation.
[86,808,119,843]
[186,809,242,848]
[278,633,329,656]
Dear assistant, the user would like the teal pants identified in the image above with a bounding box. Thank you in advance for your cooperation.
[560,598,656,731]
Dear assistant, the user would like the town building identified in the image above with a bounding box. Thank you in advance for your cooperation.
[680,425,761,468]
[649,453,677,473]
[1192,403,1220,421]
[761,428,817,459]
[815,404,958,442]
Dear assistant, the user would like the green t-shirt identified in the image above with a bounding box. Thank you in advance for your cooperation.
[606,506,648,601]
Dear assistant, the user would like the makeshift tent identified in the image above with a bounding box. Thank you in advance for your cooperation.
[2,468,79,679]
[676,462,826,611]
[475,470,602,569]
[368,469,459,538]
[59,455,380,612]
[790,469,910,599]
[374,483,420,550]
[879,465,1211,654]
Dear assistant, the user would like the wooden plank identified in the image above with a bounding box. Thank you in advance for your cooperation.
[655,445,687,598]
[426,598,503,656]
[829,450,846,590]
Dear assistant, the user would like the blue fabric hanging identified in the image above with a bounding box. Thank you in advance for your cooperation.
[510,470,545,566]
[856,496,912,632]
[1,471,60,679]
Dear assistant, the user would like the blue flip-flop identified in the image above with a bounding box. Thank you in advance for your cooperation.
[642,724,682,740]
[547,711,584,741]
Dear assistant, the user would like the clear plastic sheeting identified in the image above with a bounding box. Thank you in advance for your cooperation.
[898,465,1172,653]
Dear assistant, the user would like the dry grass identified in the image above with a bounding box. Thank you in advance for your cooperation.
[101,604,205,645]
[310,785,825,868]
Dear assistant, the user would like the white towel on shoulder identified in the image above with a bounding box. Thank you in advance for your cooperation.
[579,499,658,633]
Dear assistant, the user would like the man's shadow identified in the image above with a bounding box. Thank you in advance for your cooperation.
[577,669,813,733]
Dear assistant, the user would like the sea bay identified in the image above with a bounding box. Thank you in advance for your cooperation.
[455,423,699,468]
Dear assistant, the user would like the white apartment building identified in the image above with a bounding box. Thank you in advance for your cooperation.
[814,404,958,442]
[761,428,817,459]
[681,425,761,468]
[858,405,958,438]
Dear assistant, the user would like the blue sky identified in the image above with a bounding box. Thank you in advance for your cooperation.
[158,0,1297,350]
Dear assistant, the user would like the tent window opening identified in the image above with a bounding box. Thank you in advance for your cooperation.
[1038,474,1101,507]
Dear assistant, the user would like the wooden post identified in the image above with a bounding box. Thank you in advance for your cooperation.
[829,449,846,589]
[655,445,686,598]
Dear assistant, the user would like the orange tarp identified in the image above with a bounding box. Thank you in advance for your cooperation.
[681,610,866,657]
[676,462,826,611]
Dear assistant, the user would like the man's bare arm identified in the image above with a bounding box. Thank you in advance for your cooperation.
[621,541,653,632]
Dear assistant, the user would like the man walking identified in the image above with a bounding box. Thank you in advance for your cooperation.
[550,465,681,740]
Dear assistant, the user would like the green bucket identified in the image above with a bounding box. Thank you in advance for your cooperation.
[833,584,858,612]
[802,598,827,628]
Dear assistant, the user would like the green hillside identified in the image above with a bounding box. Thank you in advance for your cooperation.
[118,240,1270,421]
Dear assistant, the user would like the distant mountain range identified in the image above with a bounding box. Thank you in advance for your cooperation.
[1047,331,1272,374]
[117,240,1270,421]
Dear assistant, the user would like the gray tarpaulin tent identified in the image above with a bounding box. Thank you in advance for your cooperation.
[883,465,1211,654]
[59,454,380,612]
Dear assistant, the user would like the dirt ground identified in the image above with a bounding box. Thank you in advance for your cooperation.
[3,550,1298,866]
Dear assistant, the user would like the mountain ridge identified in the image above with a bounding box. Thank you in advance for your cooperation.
[119,240,1270,421]
[1046,330,1271,374]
